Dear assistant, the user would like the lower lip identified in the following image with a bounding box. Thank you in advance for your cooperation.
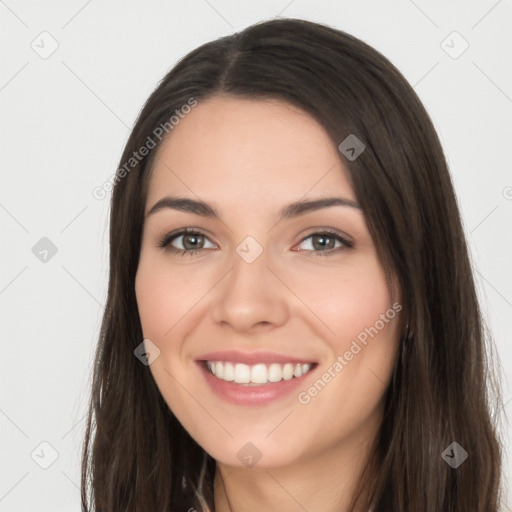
[197,362,317,406]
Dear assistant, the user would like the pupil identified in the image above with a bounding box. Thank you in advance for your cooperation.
[313,235,334,250]
[184,234,202,250]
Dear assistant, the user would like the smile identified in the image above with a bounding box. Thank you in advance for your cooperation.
[205,361,315,385]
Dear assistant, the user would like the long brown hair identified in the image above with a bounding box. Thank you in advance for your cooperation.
[81,18,504,511]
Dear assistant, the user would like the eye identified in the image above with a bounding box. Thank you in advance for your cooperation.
[158,228,216,256]
[294,230,353,256]
[158,228,353,258]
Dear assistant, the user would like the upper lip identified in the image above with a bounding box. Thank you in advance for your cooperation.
[196,350,317,366]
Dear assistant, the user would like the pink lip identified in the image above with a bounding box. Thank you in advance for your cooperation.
[195,358,318,407]
[196,350,317,366]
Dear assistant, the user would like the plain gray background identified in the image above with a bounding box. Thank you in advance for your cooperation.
[1,0,511,510]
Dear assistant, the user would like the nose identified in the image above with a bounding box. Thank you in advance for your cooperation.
[211,247,290,333]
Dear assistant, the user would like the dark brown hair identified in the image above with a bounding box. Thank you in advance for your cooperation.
[81,18,503,511]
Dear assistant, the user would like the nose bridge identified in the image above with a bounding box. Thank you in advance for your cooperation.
[231,239,269,288]
[211,237,289,330]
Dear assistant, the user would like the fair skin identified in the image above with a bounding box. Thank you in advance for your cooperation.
[135,95,402,512]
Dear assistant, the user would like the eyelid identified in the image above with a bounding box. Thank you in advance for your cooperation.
[297,227,353,245]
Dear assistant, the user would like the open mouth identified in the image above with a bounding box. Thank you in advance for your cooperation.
[202,360,318,386]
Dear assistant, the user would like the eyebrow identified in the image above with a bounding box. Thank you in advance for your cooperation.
[146,195,361,221]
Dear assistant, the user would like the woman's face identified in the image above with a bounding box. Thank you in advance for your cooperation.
[135,95,402,469]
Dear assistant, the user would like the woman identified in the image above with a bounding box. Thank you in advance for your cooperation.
[81,18,503,511]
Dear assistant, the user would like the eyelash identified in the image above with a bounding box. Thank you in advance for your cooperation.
[158,228,354,258]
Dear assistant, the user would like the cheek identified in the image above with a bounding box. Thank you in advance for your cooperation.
[292,255,396,345]
[291,263,400,445]
[135,255,196,341]
[135,269,167,340]
[291,254,401,410]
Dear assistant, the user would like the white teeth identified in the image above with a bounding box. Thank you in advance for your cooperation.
[223,362,235,381]
[250,364,268,384]
[268,363,283,382]
[234,363,251,384]
[205,360,313,385]
[283,363,294,380]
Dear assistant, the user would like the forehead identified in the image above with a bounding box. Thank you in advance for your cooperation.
[146,96,357,209]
